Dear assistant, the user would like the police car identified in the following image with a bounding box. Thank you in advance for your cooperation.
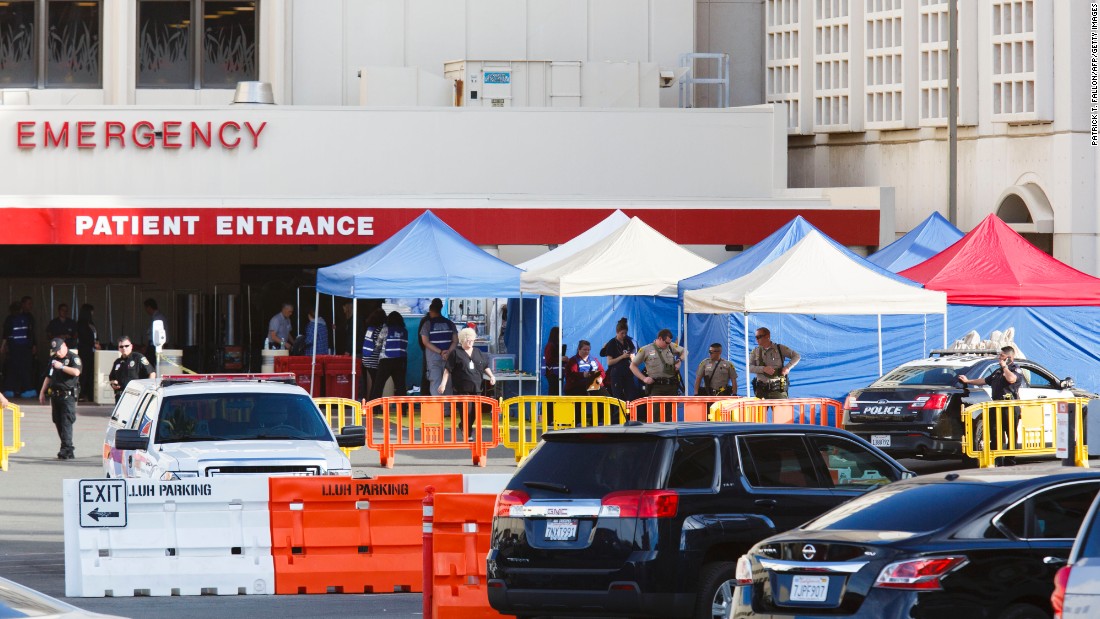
[102,373,365,479]
[843,350,1092,459]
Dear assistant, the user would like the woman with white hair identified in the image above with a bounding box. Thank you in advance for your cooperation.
[439,327,496,440]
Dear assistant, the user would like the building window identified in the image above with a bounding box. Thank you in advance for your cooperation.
[137,0,256,89]
[0,0,102,88]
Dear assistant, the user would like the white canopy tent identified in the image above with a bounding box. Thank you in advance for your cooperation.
[683,231,948,394]
[518,210,630,272]
[521,216,715,388]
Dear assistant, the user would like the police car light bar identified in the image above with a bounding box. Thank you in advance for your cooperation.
[929,349,999,357]
[159,373,297,386]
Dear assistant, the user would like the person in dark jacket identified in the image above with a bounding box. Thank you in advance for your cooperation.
[76,304,101,401]
[371,311,408,400]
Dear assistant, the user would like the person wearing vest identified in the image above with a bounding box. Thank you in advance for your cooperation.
[420,299,457,397]
[565,340,611,426]
[39,338,81,460]
[371,311,408,401]
[360,308,386,399]
[959,346,1023,461]
[695,342,738,396]
[2,297,38,398]
[439,327,496,440]
[749,327,800,399]
[630,328,685,399]
[600,317,640,401]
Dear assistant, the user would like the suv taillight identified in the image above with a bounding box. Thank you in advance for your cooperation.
[601,490,679,518]
[1052,565,1072,618]
[910,394,949,411]
[874,556,967,590]
[735,555,754,586]
[494,489,530,517]
[844,395,859,411]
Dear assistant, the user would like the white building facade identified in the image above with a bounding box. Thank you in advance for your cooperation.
[752,0,1100,274]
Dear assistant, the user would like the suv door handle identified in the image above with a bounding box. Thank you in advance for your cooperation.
[754,499,777,508]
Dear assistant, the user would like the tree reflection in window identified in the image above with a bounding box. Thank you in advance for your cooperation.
[0,2,35,87]
[202,2,256,87]
[138,1,191,87]
[47,1,100,86]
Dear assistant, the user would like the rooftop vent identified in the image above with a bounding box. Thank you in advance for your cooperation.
[232,81,275,105]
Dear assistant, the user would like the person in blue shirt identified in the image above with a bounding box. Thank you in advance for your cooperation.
[3,297,38,398]
[300,307,331,355]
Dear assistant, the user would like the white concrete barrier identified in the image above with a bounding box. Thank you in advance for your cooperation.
[462,473,512,495]
[64,477,274,597]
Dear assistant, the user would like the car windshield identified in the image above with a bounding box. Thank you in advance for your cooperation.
[510,436,664,498]
[153,392,333,444]
[802,482,1003,533]
[871,364,969,387]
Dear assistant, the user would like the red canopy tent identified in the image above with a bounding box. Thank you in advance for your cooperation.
[900,214,1100,306]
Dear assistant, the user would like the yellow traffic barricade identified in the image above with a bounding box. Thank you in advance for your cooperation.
[1,401,23,472]
[314,397,365,459]
[499,396,628,464]
[962,397,1089,468]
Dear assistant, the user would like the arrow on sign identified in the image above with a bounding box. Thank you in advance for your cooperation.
[87,508,119,522]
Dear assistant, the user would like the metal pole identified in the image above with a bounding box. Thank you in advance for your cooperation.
[877,314,883,376]
[518,292,524,396]
[310,290,319,397]
[535,296,542,396]
[557,295,564,394]
[351,302,358,401]
[743,314,751,396]
[947,0,959,225]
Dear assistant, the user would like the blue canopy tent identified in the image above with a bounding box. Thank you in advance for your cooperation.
[679,217,945,399]
[315,210,522,398]
[868,211,964,273]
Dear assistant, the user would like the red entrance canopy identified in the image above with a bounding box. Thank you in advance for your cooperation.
[900,214,1100,306]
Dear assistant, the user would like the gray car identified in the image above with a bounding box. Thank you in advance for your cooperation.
[1054,488,1100,617]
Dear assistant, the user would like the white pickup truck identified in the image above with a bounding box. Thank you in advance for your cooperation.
[102,374,365,479]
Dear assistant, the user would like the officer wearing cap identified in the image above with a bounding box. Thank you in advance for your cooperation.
[630,329,685,397]
[108,335,156,401]
[38,337,81,460]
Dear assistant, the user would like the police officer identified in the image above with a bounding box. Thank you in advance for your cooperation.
[420,299,457,396]
[38,338,81,460]
[959,345,1021,459]
[630,329,685,398]
[695,342,738,396]
[108,335,156,401]
[749,327,800,399]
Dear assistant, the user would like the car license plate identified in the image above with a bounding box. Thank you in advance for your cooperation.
[871,434,891,447]
[544,518,578,541]
[790,575,829,602]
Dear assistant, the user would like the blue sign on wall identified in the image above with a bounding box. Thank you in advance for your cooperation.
[483,71,511,85]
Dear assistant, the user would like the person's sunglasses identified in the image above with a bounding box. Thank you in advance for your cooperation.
[118,344,131,349]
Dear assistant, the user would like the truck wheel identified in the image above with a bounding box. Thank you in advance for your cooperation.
[695,561,737,619]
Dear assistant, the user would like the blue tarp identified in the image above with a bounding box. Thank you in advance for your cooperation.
[316,210,521,298]
[680,216,932,395]
[868,212,964,273]
[504,295,678,394]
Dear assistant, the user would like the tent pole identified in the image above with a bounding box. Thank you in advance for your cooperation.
[683,309,688,393]
[351,302,358,401]
[310,290,320,397]
[518,292,524,395]
[877,314,883,376]
[536,296,542,395]
[942,312,948,348]
[743,313,751,396]
[558,295,563,395]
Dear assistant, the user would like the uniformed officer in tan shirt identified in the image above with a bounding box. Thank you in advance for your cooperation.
[695,342,738,396]
[630,329,685,397]
[748,327,800,399]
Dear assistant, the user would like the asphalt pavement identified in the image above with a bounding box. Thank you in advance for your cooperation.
[0,398,519,619]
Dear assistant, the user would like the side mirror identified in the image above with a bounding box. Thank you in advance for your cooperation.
[1061,377,1075,389]
[901,469,917,480]
[337,425,366,448]
[115,429,149,451]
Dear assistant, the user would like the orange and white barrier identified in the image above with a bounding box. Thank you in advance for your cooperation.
[628,396,748,423]
[365,396,500,468]
[708,397,844,428]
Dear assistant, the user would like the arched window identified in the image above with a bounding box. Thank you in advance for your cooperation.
[995,183,1054,255]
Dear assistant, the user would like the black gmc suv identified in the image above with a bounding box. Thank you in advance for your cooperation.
[486,422,911,619]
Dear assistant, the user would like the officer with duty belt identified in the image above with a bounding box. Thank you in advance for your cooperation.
[38,337,81,460]
[630,329,685,397]
[958,345,1022,461]
[109,335,156,402]
[749,327,800,399]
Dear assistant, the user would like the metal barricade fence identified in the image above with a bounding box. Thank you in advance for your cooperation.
[364,396,500,468]
[962,398,1089,468]
[499,396,629,464]
[628,396,745,423]
[1,401,22,472]
[314,397,366,459]
[708,397,844,428]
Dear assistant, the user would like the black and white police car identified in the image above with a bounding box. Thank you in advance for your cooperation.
[843,350,1091,459]
[102,373,365,479]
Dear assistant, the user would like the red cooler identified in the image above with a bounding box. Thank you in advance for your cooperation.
[324,356,355,399]
[288,357,320,396]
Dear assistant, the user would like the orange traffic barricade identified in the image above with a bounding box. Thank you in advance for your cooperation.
[365,396,500,468]
[430,493,507,619]
[709,397,844,428]
[628,396,748,423]
[269,474,462,594]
